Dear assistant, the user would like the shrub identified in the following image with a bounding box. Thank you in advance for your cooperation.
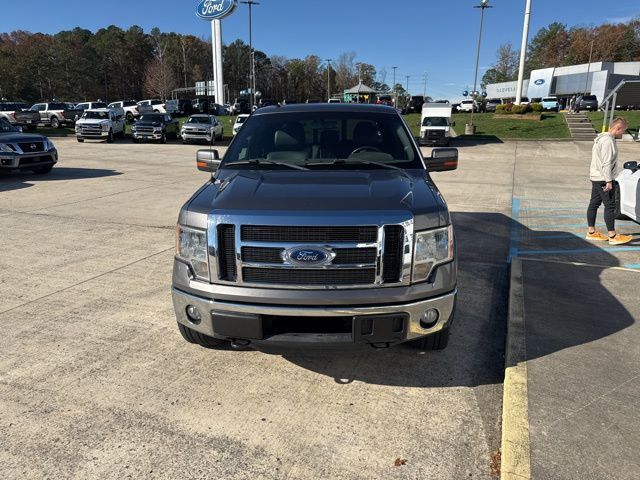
[511,105,527,114]
[496,104,507,113]
[504,102,514,112]
[530,102,543,113]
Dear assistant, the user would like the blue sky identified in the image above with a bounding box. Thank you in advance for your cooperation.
[1,0,637,100]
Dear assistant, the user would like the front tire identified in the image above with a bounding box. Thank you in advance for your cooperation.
[77,137,84,143]
[50,117,60,128]
[160,133,167,144]
[177,322,227,348]
[408,326,450,351]
[106,129,114,143]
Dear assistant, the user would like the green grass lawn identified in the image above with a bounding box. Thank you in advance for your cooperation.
[586,111,640,135]
[406,112,570,139]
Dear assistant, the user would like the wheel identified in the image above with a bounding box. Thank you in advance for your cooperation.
[50,116,60,128]
[106,129,114,143]
[408,326,450,351]
[614,183,628,220]
[77,137,84,143]
[32,165,53,174]
[126,112,134,123]
[160,133,167,144]
[132,137,139,144]
[177,322,227,348]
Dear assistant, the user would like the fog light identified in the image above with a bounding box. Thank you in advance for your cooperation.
[420,308,439,329]
[186,305,202,324]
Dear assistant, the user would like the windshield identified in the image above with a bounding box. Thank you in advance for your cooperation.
[543,97,556,102]
[0,118,19,133]
[223,110,423,170]
[187,116,212,124]
[83,111,109,120]
[236,116,248,124]
[48,103,66,110]
[139,114,163,122]
[583,96,597,101]
[422,117,450,127]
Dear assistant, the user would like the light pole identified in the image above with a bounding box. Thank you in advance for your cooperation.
[515,0,532,105]
[325,59,332,102]
[240,1,259,111]
[392,66,398,108]
[468,0,492,134]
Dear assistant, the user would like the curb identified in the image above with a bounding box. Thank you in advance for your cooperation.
[501,258,531,479]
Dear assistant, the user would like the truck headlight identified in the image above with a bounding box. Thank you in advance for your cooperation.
[176,225,209,281]
[102,123,110,131]
[0,143,15,153]
[43,139,55,151]
[412,226,453,283]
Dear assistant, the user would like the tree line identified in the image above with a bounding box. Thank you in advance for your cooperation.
[0,25,399,104]
[482,18,640,87]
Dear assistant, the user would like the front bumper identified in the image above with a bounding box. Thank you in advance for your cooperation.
[182,131,213,142]
[76,131,109,140]
[0,150,58,171]
[172,284,457,347]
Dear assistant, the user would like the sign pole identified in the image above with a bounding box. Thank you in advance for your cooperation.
[213,19,225,106]
[515,0,532,105]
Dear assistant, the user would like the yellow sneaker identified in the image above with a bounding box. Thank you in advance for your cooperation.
[608,234,633,245]
[586,231,608,241]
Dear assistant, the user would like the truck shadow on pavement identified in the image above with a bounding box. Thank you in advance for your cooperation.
[0,167,122,192]
[269,212,634,388]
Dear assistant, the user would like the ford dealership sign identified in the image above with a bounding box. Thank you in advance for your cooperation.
[534,79,545,86]
[196,0,237,20]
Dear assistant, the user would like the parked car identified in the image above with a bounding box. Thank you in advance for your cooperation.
[616,161,640,223]
[485,98,501,113]
[181,114,223,144]
[376,95,393,106]
[328,98,342,104]
[458,99,478,112]
[0,118,58,174]
[232,99,250,115]
[173,103,458,351]
[0,102,40,129]
[232,114,250,135]
[28,102,81,128]
[407,96,425,114]
[451,103,461,113]
[108,100,140,122]
[137,99,167,114]
[576,95,598,112]
[131,113,179,143]
[75,108,126,143]
[541,97,559,112]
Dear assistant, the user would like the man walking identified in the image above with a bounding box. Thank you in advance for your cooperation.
[586,117,632,245]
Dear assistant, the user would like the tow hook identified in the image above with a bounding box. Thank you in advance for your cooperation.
[230,339,252,350]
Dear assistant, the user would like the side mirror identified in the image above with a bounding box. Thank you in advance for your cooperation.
[451,121,456,127]
[428,147,458,172]
[623,161,638,172]
[197,149,221,172]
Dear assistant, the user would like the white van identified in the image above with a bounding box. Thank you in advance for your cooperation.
[420,103,454,146]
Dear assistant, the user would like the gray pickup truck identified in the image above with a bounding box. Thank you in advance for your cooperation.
[172,104,458,350]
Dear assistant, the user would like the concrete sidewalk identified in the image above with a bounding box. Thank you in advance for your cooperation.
[503,258,640,479]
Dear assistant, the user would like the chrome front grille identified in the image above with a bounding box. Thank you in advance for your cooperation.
[210,219,413,289]
[79,125,103,136]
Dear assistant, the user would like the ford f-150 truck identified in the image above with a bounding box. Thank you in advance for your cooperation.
[172,104,458,351]
[75,108,126,143]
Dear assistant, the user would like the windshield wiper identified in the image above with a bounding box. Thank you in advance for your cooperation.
[306,158,412,180]
[223,159,309,171]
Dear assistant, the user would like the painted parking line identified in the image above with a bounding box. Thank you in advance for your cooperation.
[508,197,521,262]
[518,246,640,256]
[524,221,636,229]
[624,264,640,269]
[528,233,640,240]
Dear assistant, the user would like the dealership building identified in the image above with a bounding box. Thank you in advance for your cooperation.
[486,61,640,106]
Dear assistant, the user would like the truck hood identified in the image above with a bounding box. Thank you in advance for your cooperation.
[135,120,163,127]
[0,132,47,143]
[77,119,109,125]
[186,169,449,229]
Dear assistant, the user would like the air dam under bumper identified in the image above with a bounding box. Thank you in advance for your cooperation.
[172,287,456,347]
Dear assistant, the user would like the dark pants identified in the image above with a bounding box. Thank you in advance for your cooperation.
[587,181,616,231]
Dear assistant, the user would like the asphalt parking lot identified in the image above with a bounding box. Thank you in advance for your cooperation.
[1,137,638,479]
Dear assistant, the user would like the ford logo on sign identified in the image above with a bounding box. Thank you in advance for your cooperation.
[282,246,336,266]
[196,0,237,20]
[534,79,545,86]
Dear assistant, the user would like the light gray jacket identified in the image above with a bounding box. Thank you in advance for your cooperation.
[590,132,619,182]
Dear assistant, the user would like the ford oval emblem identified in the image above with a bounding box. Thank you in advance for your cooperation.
[534,79,545,86]
[196,0,238,20]
[282,246,336,266]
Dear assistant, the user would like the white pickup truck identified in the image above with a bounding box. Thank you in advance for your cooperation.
[75,108,126,143]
